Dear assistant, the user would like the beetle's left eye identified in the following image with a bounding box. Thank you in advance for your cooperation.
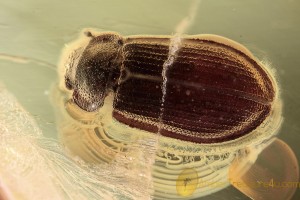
[117,39,123,45]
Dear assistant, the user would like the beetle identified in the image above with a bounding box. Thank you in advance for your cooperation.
[61,30,277,144]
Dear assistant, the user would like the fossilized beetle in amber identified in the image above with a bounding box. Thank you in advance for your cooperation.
[55,29,282,199]
[60,30,280,144]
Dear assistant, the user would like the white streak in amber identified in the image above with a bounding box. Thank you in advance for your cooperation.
[158,0,201,132]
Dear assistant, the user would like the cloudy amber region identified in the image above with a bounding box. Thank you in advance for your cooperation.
[229,138,299,200]
[0,186,9,200]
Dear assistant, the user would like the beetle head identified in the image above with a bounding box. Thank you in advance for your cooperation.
[65,31,123,112]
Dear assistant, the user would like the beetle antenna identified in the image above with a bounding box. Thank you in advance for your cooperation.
[84,31,94,38]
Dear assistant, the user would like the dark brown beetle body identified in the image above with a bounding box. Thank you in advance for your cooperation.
[64,31,276,144]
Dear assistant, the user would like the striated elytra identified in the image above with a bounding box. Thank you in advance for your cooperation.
[63,31,277,144]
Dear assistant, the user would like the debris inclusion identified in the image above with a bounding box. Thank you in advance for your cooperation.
[158,0,199,134]
[158,35,182,133]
